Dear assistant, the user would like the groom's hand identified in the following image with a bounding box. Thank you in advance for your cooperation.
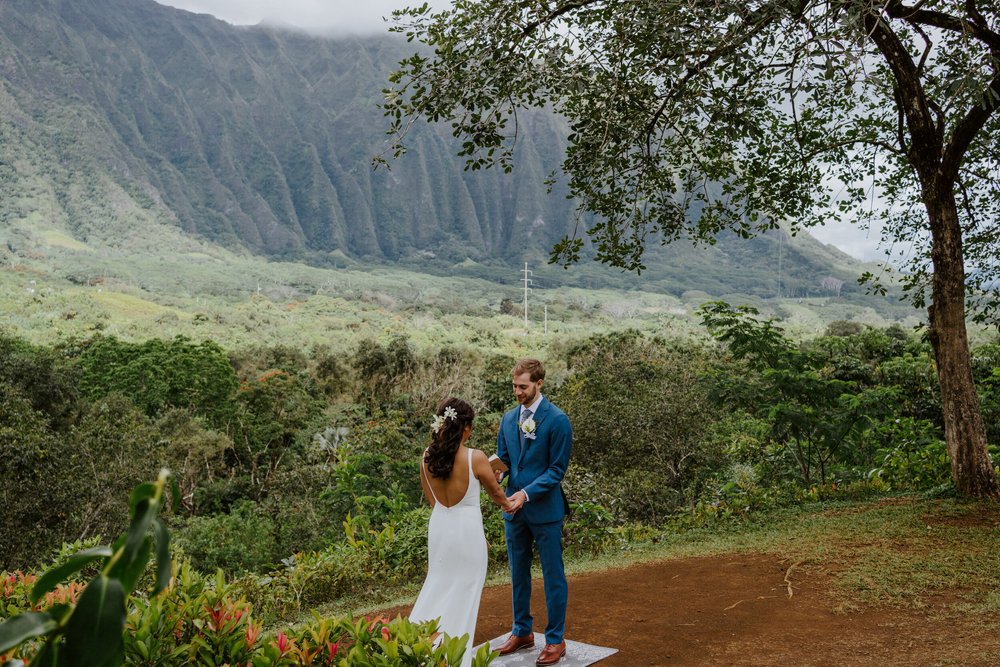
[506,490,527,513]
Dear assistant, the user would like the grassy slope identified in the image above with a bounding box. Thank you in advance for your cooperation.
[0,214,928,354]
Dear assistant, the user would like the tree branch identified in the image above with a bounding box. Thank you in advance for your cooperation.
[645,4,780,142]
[955,176,979,231]
[863,10,940,169]
[941,71,1000,180]
[520,0,601,37]
[892,85,909,153]
[801,137,905,162]
[904,21,949,144]
[886,1,1000,50]
[964,0,988,31]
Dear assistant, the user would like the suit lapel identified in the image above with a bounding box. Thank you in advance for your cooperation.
[532,397,550,431]
[507,409,523,465]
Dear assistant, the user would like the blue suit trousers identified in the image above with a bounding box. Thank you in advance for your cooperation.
[505,514,567,644]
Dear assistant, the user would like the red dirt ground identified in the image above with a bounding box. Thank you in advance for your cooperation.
[387,552,999,666]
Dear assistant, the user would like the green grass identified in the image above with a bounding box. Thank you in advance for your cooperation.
[0,216,934,357]
[35,229,93,252]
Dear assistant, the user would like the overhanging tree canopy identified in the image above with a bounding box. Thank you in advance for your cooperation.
[382,0,1000,498]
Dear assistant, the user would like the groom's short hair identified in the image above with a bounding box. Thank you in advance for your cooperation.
[513,358,545,382]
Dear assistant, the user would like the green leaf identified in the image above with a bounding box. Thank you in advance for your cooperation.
[114,536,153,595]
[30,546,113,604]
[0,612,60,654]
[128,483,157,516]
[151,518,171,595]
[45,604,74,626]
[114,497,157,576]
[64,575,126,667]
[27,639,64,667]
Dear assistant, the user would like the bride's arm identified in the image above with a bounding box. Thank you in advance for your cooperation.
[472,450,515,512]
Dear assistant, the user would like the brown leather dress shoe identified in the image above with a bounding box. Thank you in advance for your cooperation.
[496,633,535,656]
[535,641,567,666]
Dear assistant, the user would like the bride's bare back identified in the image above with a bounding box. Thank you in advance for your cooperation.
[421,445,510,510]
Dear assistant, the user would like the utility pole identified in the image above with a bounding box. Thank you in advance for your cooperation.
[522,262,532,330]
[776,231,783,299]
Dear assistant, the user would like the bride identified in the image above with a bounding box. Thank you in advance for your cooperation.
[410,397,514,667]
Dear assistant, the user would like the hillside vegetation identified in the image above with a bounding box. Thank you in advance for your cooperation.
[0,0,904,309]
[0,217,924,353]
[2,311,998,638]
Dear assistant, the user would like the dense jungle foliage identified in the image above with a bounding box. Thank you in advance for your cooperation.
[2,309,999,661]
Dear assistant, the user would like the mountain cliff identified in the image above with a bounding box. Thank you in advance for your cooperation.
[0,0,876,299]
[0,0,583,259]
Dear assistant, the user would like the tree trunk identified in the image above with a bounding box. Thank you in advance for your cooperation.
[925,190,1000,499]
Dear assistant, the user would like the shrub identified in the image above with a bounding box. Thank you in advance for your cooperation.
[563,502,620,557]
[68,394,166,544]
[262,463,344,557]
[351,336,417,408]
[0,384,75,569]
[867,418,951,490]
[5,560,488,667]
[0,335,78,429]
[320,424,424,527]
[478,354,516,414]
[876,353,941,424]
[156,410,234,516]
[0,471,174,665]
[239,504,432,621]
[75,336,238,426]
[559,331,723,521]
[229,370,325,499]
[230,344,309,381]
[976,361,1000,448]
[824,320,865,337]
[309,345,350,398]
[174,501,280,573]
[482,503,508,569]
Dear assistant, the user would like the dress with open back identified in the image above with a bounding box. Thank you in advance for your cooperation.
[409,448,488,667]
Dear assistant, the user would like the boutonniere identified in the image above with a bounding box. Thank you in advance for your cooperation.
[520,417,537,440]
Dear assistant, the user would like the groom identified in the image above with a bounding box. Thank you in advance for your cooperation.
[495,358,572,666]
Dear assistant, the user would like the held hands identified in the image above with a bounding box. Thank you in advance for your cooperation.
[504,490,527,514]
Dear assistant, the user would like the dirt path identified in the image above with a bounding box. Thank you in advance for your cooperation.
[387,552,999,666]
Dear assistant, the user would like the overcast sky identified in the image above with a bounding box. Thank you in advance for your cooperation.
[155,0,434,33]
[154,1,885,261]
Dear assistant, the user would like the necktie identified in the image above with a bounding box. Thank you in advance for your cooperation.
[519,408,532,443]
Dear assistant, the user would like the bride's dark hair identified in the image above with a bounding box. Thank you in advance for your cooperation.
[425,397,475,479]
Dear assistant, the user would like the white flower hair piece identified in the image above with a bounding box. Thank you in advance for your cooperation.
[430,415,445,434]
[431,406,460,434]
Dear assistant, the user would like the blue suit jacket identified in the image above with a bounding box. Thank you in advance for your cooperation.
[496,397,572,524]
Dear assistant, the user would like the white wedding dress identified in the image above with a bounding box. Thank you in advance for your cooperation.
[409,448,488,667]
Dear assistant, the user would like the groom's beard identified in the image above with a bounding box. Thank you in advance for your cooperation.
[517,385,539,407]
